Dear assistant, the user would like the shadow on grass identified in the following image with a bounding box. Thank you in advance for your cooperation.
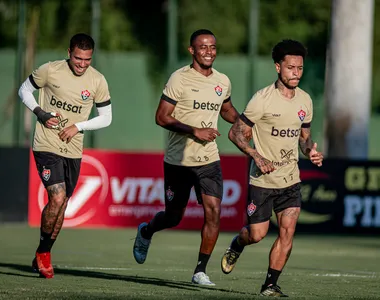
[0,262,254,297]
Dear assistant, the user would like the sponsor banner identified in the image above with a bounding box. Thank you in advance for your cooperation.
[282,159,380,234]
[28,149,248,231]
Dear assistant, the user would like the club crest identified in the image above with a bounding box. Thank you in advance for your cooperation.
[214,85,222,96]
[166,187,174,201]
[81,90,91,100]
[247,203,256,216]
[42,168,51,181]
[298,108,306,122]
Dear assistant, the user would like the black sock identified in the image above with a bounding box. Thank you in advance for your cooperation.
[230,236,245,253]
[141,211,175,240]
[49,238,56,252]
[37,230,53,253]
[140,223,153,240]
[194,252,210,274]
[264,267,282,286]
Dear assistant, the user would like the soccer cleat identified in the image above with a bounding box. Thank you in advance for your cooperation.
[221,246,241,274]
[33,252,54,279]
[260,284,288,297]
[191,272,215,286]
[133,222,151,264]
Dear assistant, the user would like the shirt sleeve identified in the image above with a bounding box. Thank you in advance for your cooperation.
[241,93,265,126]
[162,72,183,105]
[30,62,50,89]
[302,96,313,127]
[95,75,111,107]
[223,77,231,103]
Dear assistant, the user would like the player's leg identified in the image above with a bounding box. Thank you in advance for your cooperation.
[32,151,68,278]
[260,183,301,297]
[133,162,193,264]
[221,185,273,274]
[191,161,222,285]
[50,157,81,243]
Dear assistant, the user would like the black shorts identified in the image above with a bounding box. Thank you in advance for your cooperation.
[246,183,301,224]
[163,160,223,210]
[33,151,81,198]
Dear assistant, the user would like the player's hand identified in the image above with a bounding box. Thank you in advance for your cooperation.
[33,107,61,129]
[45,112,61,129]
[252,153,275,174]
[309,142,323,167]
[58,124,79,144]
[193,128,220,142]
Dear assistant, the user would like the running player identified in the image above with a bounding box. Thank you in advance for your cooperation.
[221,39,323,296]
[18,33,112,279]
[133,29,239,286]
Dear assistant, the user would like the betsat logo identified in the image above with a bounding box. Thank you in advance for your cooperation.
[193,100,220,111]
[50,96,83,114]
[271,126,301,138]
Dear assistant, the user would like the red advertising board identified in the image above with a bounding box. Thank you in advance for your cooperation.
[28,149,248,231]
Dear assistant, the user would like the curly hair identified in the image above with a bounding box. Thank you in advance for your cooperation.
[272,39,307,63]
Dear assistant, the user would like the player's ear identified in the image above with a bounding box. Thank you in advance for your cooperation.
[188,46,195,55]
[275,62,281,74]
[67,48,71,58]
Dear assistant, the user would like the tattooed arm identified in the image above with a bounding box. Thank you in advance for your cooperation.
[299,127,313,158]
[229,118,275,174]
[299,126,323,166]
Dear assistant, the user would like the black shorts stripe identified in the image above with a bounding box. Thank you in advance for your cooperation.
[161,94,177,105]
[301,122,311,128]
[239,113,255,127]
[95,99,111,107]
[223,96,231,103]
[29,74,40,89]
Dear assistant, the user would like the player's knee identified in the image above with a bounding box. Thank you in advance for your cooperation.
[48,194,67,207]
[248,232,266,244]
[279,226,296,242]
[204,205,221,224]
[165,213,183,227]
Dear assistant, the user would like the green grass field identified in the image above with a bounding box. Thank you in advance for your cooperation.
[0,225,379,299]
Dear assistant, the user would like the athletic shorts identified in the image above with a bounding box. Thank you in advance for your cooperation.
[246,183,301,224]
[33,151,81,198]
[163,160,223,209]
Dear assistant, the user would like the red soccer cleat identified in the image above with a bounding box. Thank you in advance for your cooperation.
[33,252,54,279]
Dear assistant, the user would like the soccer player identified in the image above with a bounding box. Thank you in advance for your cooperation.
[220,40,323,297]
[133,29,239,286]
[18,33,112,279]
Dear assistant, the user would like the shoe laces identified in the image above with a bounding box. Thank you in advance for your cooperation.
[137,235,150,251]
[226,248,240,265]
[266,284,283,293]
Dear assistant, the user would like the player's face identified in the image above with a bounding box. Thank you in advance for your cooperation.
[188,35,217,69]
[276,55,304,89]
[68,47,93,76]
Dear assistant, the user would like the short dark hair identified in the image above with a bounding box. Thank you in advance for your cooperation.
[69,33,95,52]
[190,29,215,46]
[272,39,307,63]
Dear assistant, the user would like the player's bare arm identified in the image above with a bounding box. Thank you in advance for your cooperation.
[220,100,239,124]
[299,127,323,166]
[229,118,275,174]
[156,99,220,142]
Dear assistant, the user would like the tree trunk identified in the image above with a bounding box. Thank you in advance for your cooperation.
[324,0,374,158]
